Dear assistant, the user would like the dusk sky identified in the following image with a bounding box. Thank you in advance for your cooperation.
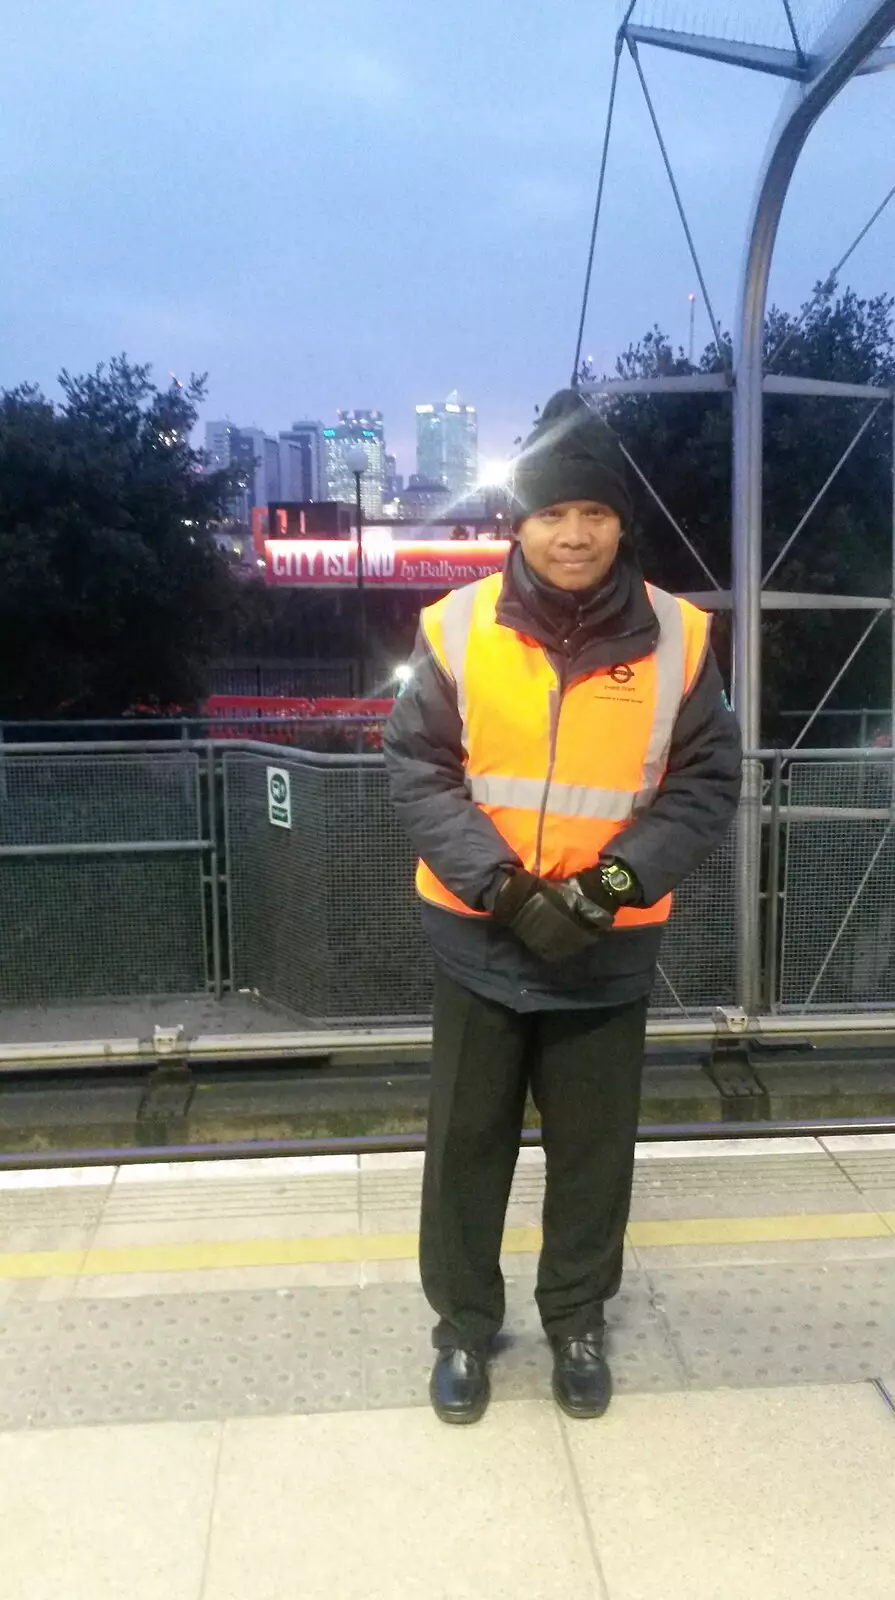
[3,1,894,474]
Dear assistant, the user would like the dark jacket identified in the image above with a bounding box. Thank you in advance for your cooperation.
[383,544,742,1011]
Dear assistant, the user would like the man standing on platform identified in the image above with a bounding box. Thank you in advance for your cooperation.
[383,389,742,1425]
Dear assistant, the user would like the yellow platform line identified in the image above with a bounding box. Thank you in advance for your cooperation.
[0,1210,893,1282]
[629,1212,892,1247]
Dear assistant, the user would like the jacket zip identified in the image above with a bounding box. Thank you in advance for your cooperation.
[533,653,568,878]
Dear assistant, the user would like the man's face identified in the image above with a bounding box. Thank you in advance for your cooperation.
[517,500,622,592]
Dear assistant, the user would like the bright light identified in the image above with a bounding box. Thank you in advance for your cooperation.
[478,458,511,488]
[415,404,434,414]
[445,403,461,414]
[394,663,413,685]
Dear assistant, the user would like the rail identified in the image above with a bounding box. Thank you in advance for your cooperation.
[4,1115,895,1171]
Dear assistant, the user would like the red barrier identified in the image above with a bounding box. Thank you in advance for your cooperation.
[201,695,394,750]
[203,695,394,717]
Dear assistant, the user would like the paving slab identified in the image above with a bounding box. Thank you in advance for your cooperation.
[565,1384,895,1600]
[204,1401,603,1600]
[0,1418,220,1600]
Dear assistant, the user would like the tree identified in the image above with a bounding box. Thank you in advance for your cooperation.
[0,357,240,718]
[581,287,895,740]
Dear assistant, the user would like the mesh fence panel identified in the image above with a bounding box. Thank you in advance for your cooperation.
[225,753,432,1022]
[652,822,736,1013]
[2,857,208,1005]
[226,750,736,1023]
[0,754,200,846]
[779,761,895,1010]
[0,753,208,1006]
[209,661,354,696]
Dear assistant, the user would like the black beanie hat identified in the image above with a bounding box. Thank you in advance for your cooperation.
[510,388,633,530]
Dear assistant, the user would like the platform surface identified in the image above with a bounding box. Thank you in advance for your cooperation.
[3,1133,895,1598]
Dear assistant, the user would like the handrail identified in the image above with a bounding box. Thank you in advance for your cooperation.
[4,1115,895,1169]
[0,738,891,760]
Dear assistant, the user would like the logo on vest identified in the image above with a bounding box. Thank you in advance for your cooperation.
[592,661,644,706]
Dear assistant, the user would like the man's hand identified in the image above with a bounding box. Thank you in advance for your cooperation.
[553,877,616,933]
[569,860,642,926]
[491,870,603,963]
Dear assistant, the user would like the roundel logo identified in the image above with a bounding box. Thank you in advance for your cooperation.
[609,664,634,685]
[270,774,288,805]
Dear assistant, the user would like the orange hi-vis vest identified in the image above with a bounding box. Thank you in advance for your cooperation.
[416,573,711,929]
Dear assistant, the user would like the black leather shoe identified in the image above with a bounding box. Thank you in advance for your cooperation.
[551,1331,612,1419]
[429,1348,490,1425]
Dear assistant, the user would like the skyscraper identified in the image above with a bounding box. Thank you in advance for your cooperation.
[242,429,281,510]
[204,421,271,520]
[384,453,403,500]
[415,393,478,500]
[279,420,325,502]
[324,409,386,516]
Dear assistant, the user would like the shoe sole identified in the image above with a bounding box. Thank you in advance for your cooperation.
[551,1373,611,1420]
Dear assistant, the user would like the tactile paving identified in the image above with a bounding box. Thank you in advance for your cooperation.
[826,1151,895,1206]
[631,1154,862,1218]
[16,1288,364,1431]
[359,1270,688,1410]
[99,1175,359,1225]
[358,1152,865,1224]
[0,1188,106,1251]
[646,1260,895,1388]
[494,1273,688,1400]
[0,1303,62,1429]
[2,1256,895,1431]
[360,1281,433,1408]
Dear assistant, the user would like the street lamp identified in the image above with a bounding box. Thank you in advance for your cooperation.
[346,445,369,696]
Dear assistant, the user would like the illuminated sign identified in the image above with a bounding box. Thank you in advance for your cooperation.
[265,539,511,589]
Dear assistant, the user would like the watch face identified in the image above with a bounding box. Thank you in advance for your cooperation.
[604,864,633,896]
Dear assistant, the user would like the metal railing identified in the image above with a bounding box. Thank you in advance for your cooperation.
[0,737,892,1045]
[0,714,386,751]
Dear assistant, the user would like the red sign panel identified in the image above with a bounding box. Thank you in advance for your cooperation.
[265,539,510,588]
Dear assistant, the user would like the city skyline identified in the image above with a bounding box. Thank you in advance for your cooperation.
[204,391,484,502]
[3,4,894,476]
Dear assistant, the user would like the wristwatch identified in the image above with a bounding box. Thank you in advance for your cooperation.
[598,861,638,906]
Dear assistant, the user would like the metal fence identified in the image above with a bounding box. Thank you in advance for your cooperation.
[0,715,384,752]
[0,749,212,1006]
[778,759,894,1011]
[209,659,355,697]
[222,748,738,1023]
[0,739,892,1025]
[224,752,433,1021]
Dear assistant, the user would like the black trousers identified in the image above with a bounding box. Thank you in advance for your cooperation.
[420,968,649,1351]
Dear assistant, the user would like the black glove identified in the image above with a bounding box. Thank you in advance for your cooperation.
[570,859,643,930]
[491,870,602,963]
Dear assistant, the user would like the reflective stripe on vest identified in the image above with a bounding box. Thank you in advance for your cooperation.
[467,775,641,822]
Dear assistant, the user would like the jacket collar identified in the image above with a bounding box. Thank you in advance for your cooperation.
[495,540,659,676]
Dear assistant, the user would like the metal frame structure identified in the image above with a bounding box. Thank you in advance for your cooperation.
[575,0,895,1011]
[1,736,893,1068]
